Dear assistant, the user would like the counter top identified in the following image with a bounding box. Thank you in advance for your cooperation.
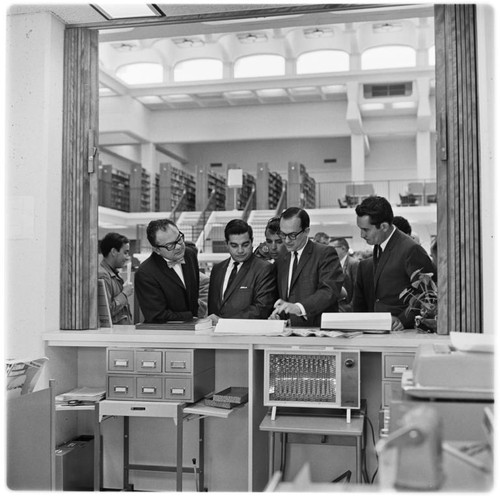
[43,326,450,352]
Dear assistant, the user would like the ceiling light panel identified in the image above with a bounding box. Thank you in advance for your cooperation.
[303,27,333,39]
[172,38,205,48]
[92,4,165,20]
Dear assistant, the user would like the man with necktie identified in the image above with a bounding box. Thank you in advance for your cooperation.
[207,219,277,323]
[355,196,435,331]
[331,237,359,312]
[135,219,200,324]
[269,207,344,327]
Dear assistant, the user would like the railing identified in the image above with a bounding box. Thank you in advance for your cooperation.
[317,179,437,208]
[98,178,437,213]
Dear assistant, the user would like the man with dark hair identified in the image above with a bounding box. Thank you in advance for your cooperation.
[135,219,200,324]
[270,207,344,327]
[331,237,359,312]
[392,216,412,236]
[355,196,435,330]
[313,231,330,245]
[98,232,133,324]
[208,219,277,322]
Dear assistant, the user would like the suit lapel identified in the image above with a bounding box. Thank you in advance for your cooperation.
[222,257,251,303]
[373,230,398,287]
[290,240,311,288]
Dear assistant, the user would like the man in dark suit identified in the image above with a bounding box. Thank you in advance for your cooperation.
[331,237,359,312]
[208,219,277,322]
[135,219,200,324]
[352,256,375,313]
[269,207,344,327]
[355,196,435,330]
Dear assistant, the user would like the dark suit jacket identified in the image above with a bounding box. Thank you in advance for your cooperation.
[371,228,435,328]
[353,257,375,313]
[208,254,277,319]
[275,240,344,327]
[339,254,359,312]
[135,248,200,323]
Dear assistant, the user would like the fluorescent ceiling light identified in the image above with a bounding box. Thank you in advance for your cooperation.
[256,88,287,98]
[224,90,255,99]
[373,22,403,33]
[360,103,385,111]
[289,87,318,96]
[322,84,346,94]
[173,38,205,48]
[91,4,165,20]
[204,15,302,25]
[162,94,193,103]
[392,101,416,109]
[137,96,164,104]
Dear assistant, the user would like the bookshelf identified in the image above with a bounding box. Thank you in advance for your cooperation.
[98,164,130,212]
[256,163,284,210]
[159,162,196,212]
[196,167,226,211]
[287,162,316,209]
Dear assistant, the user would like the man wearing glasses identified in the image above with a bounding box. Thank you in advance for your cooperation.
[135,219,200,324]
[270,207,344,327]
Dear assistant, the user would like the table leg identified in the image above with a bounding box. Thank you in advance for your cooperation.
[268,432,275,478]
[176,404,183,491]
[93,405,101,491]
[356,435,362,483]
[199,417,205,492]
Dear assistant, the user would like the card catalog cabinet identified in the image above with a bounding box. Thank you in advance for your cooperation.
[106,348,215,403]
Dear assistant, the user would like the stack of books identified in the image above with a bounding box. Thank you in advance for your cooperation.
[55,386,106,406]
[204,386,249,410]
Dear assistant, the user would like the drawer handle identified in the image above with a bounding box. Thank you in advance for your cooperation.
[391,365,409,374]
[113,359,129,367]
[140,360,157,369]
[141,386,157,394]
[170,387,186,395]
[113,386,129,393]
[170,361,186,369]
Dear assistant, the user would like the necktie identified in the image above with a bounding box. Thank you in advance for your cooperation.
[373,245,382,268]
[224,261,239,297]
[288,252,299,297]
[292,251,299,278]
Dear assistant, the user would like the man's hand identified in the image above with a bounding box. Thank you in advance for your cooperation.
[207,314,219,326]
[391,316,404,332]
[123,281,134,298]
[269,298,302,319]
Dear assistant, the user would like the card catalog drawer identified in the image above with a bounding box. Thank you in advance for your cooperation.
[383,353,414,379]
[164,351,192,373]
[136,351,162,373]
[107,375,135,399]
[108,350,134,372]
[136,377,163,400]
[164,378,192,401]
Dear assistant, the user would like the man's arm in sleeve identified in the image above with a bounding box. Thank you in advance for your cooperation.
[301,247,344,317]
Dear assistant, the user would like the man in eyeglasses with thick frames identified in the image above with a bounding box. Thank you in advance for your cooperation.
[135,218,200,324]
[269,207,344,327]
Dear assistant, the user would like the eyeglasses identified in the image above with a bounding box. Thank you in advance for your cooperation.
[156,232,185,251]
[277,229,305,241]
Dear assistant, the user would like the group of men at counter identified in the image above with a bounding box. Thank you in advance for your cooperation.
[99,196,436,332]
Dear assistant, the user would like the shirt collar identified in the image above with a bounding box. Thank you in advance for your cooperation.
[101,258,119,277]
[380,226,396,252]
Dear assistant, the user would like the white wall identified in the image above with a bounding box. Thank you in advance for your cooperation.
[5,11,64,359]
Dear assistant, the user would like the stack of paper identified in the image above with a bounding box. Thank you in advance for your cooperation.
[55,386,106,405]
[214,318,286,336]
[320,312,392,333]
[204,387,249,409]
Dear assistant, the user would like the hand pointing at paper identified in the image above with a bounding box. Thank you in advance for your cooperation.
[269,298,303,319]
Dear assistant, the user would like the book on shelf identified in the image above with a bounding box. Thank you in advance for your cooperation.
[212,386,248,405]
[136,317,213,332]
[214,318,285,336]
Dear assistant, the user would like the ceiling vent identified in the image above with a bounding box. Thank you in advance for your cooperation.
[363,82,412,98]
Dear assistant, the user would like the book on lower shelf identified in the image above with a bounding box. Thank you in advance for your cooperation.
[212,386,248,405]
[56,386,106,404]
[204,395,240,410]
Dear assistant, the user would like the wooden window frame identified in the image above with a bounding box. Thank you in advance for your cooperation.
[60,4,483,333]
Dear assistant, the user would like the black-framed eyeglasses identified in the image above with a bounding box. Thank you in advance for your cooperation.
[156,232,185,251]
[277,229,305,241]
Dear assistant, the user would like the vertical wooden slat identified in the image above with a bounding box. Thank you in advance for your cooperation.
[60,27,99,329]
[435,4,482,334]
